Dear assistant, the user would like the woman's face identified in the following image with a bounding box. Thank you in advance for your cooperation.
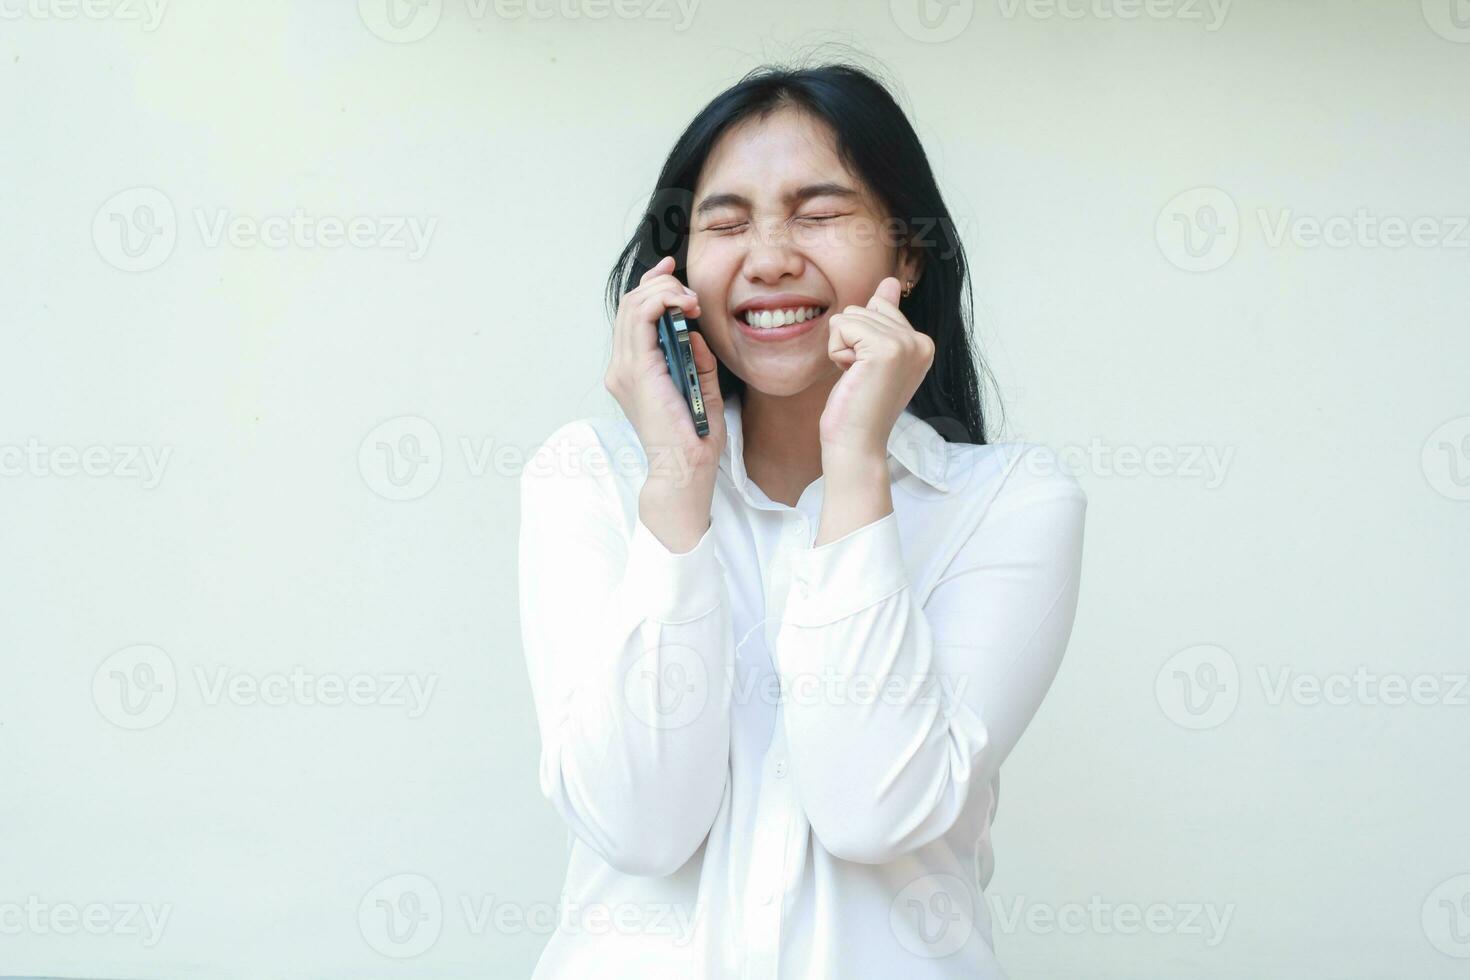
[685,107,920,398]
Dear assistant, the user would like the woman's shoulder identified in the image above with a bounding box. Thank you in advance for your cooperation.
[521,413,645,491]
[947,440,1087,510]
[527,413,628,453]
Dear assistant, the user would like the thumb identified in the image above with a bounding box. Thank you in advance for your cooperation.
[868,276,902,311]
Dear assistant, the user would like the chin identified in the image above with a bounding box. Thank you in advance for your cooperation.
[738,363,836,399]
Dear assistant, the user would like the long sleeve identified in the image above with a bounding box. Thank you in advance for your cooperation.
[774,443,1087,865]
[518,420,734,877]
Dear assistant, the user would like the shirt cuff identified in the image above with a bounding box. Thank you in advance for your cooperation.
[623,513,724,623]
[783,510,909,628]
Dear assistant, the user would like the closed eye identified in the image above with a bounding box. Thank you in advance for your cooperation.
[706,213,845,233]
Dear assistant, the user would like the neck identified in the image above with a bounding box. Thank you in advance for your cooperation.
[739,377,837,508]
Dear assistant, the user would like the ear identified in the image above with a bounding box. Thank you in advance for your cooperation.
[896,243,925,291]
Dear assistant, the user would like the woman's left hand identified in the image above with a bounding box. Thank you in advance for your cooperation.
[820,276,934,460]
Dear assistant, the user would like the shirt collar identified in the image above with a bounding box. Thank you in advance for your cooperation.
[715,389,953,498]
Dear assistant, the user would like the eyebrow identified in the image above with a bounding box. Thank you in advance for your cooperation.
[694,182,861,217]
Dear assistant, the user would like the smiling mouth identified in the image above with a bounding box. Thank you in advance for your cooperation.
[737,305,828,329]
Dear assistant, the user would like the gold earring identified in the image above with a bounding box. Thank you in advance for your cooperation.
[902,280,914,298]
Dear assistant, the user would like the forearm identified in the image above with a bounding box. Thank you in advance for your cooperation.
[520,422,732,876]
[814,448,891,547]
[532,516,733,877]
[639,474,715,553]
[777,445,1089,865]
[776,514,985,864]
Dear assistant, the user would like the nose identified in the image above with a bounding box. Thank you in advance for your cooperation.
[741,220,805,284]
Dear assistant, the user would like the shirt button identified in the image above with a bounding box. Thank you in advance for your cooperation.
[796,580,810,598]
[773,759,787,778]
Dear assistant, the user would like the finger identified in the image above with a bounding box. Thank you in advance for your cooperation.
[834,307,893,340]
[618,258,675,364]
[686,329,724,416]
[865,293,907,326]
[828,310,861,370]
[868,276,903,312]
[632,289,702,354]
[641,287,700,321]
[638,254,675,287]
[841,302,904,335]
[864,280,911,328]
[620,278,689,361]
[638,273,698,308]
[831,309,904,364]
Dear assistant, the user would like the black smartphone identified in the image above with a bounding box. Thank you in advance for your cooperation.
[627,256,710,437]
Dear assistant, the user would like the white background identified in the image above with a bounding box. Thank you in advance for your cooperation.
[2,1,1468,978]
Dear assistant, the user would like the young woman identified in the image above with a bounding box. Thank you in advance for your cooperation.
[519,60,1088,979]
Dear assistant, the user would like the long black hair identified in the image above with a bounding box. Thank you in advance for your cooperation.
[604,57,998,446]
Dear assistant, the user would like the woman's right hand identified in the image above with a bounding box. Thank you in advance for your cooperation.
[605,255,728,551]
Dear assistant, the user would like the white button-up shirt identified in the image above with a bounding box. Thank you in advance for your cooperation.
[518,389,1087,979]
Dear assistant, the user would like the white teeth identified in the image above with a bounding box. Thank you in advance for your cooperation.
[742,306,824,329]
